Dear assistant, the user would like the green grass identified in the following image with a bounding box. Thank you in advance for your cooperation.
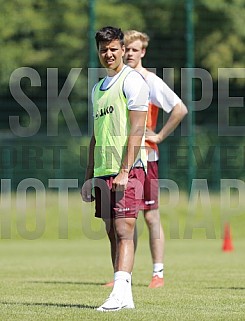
[0,192,245,320]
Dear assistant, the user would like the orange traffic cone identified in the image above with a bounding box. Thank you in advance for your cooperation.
[222,223,234,252]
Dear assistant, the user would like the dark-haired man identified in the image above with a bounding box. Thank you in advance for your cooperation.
[81,26,149,311]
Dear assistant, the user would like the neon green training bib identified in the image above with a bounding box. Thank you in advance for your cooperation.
[93,67,146,177]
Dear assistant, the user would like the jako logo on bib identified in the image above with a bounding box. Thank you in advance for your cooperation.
[95,105,114,119]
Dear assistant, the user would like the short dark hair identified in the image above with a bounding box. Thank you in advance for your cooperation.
[95,26,124,49]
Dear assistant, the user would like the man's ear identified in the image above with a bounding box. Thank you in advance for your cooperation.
[141,48,146,58]
[122,44,126,57]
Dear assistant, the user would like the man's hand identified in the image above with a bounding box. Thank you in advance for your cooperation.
[112,169,129,192]
[146,102,188,145]
[81,179,95,202]
[145,128,161,144]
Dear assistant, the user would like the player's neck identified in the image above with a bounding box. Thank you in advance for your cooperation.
[136,65,148,78]
[135,61,144,72]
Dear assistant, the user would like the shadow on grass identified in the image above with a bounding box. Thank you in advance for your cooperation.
[28,280,105,286]
[27,280,148,287]
[0,301,96,309]
[207,287,245,290]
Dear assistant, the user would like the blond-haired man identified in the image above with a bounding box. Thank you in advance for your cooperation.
[124,30,188,288]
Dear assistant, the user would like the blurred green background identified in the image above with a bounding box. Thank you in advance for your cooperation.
[0,0,245,190]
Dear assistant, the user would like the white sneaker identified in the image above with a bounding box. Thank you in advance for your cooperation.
[122,291,135,309]
[123,298,135,309]
[97,294,135,312]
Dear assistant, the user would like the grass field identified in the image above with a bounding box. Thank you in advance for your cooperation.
[0,191,245,320]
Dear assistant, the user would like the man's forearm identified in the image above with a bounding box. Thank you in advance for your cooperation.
[158,102,188,142]
[85,135,95,180]
[121,110,147,171]
[121,134,144,171]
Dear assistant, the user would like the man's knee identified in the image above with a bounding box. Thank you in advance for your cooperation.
[114,218,136,240]
[144,209,160,226]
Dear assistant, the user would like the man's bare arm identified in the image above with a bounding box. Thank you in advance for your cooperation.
[112,110,147,191]
[146,102,188,144]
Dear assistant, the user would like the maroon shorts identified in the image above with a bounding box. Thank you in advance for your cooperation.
[94,167,145,220]
[140,160,159,211]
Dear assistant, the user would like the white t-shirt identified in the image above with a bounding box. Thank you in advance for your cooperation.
[143,70,182,161]
[145,71,181,113]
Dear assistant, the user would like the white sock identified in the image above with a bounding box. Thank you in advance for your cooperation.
[125,273,133,302]
[111,271,131,303]
[153,263,164,278]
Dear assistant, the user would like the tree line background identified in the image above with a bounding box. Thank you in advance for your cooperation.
[0,0,245,190]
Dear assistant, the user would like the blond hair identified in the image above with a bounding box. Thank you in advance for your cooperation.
[124,30,150,49]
